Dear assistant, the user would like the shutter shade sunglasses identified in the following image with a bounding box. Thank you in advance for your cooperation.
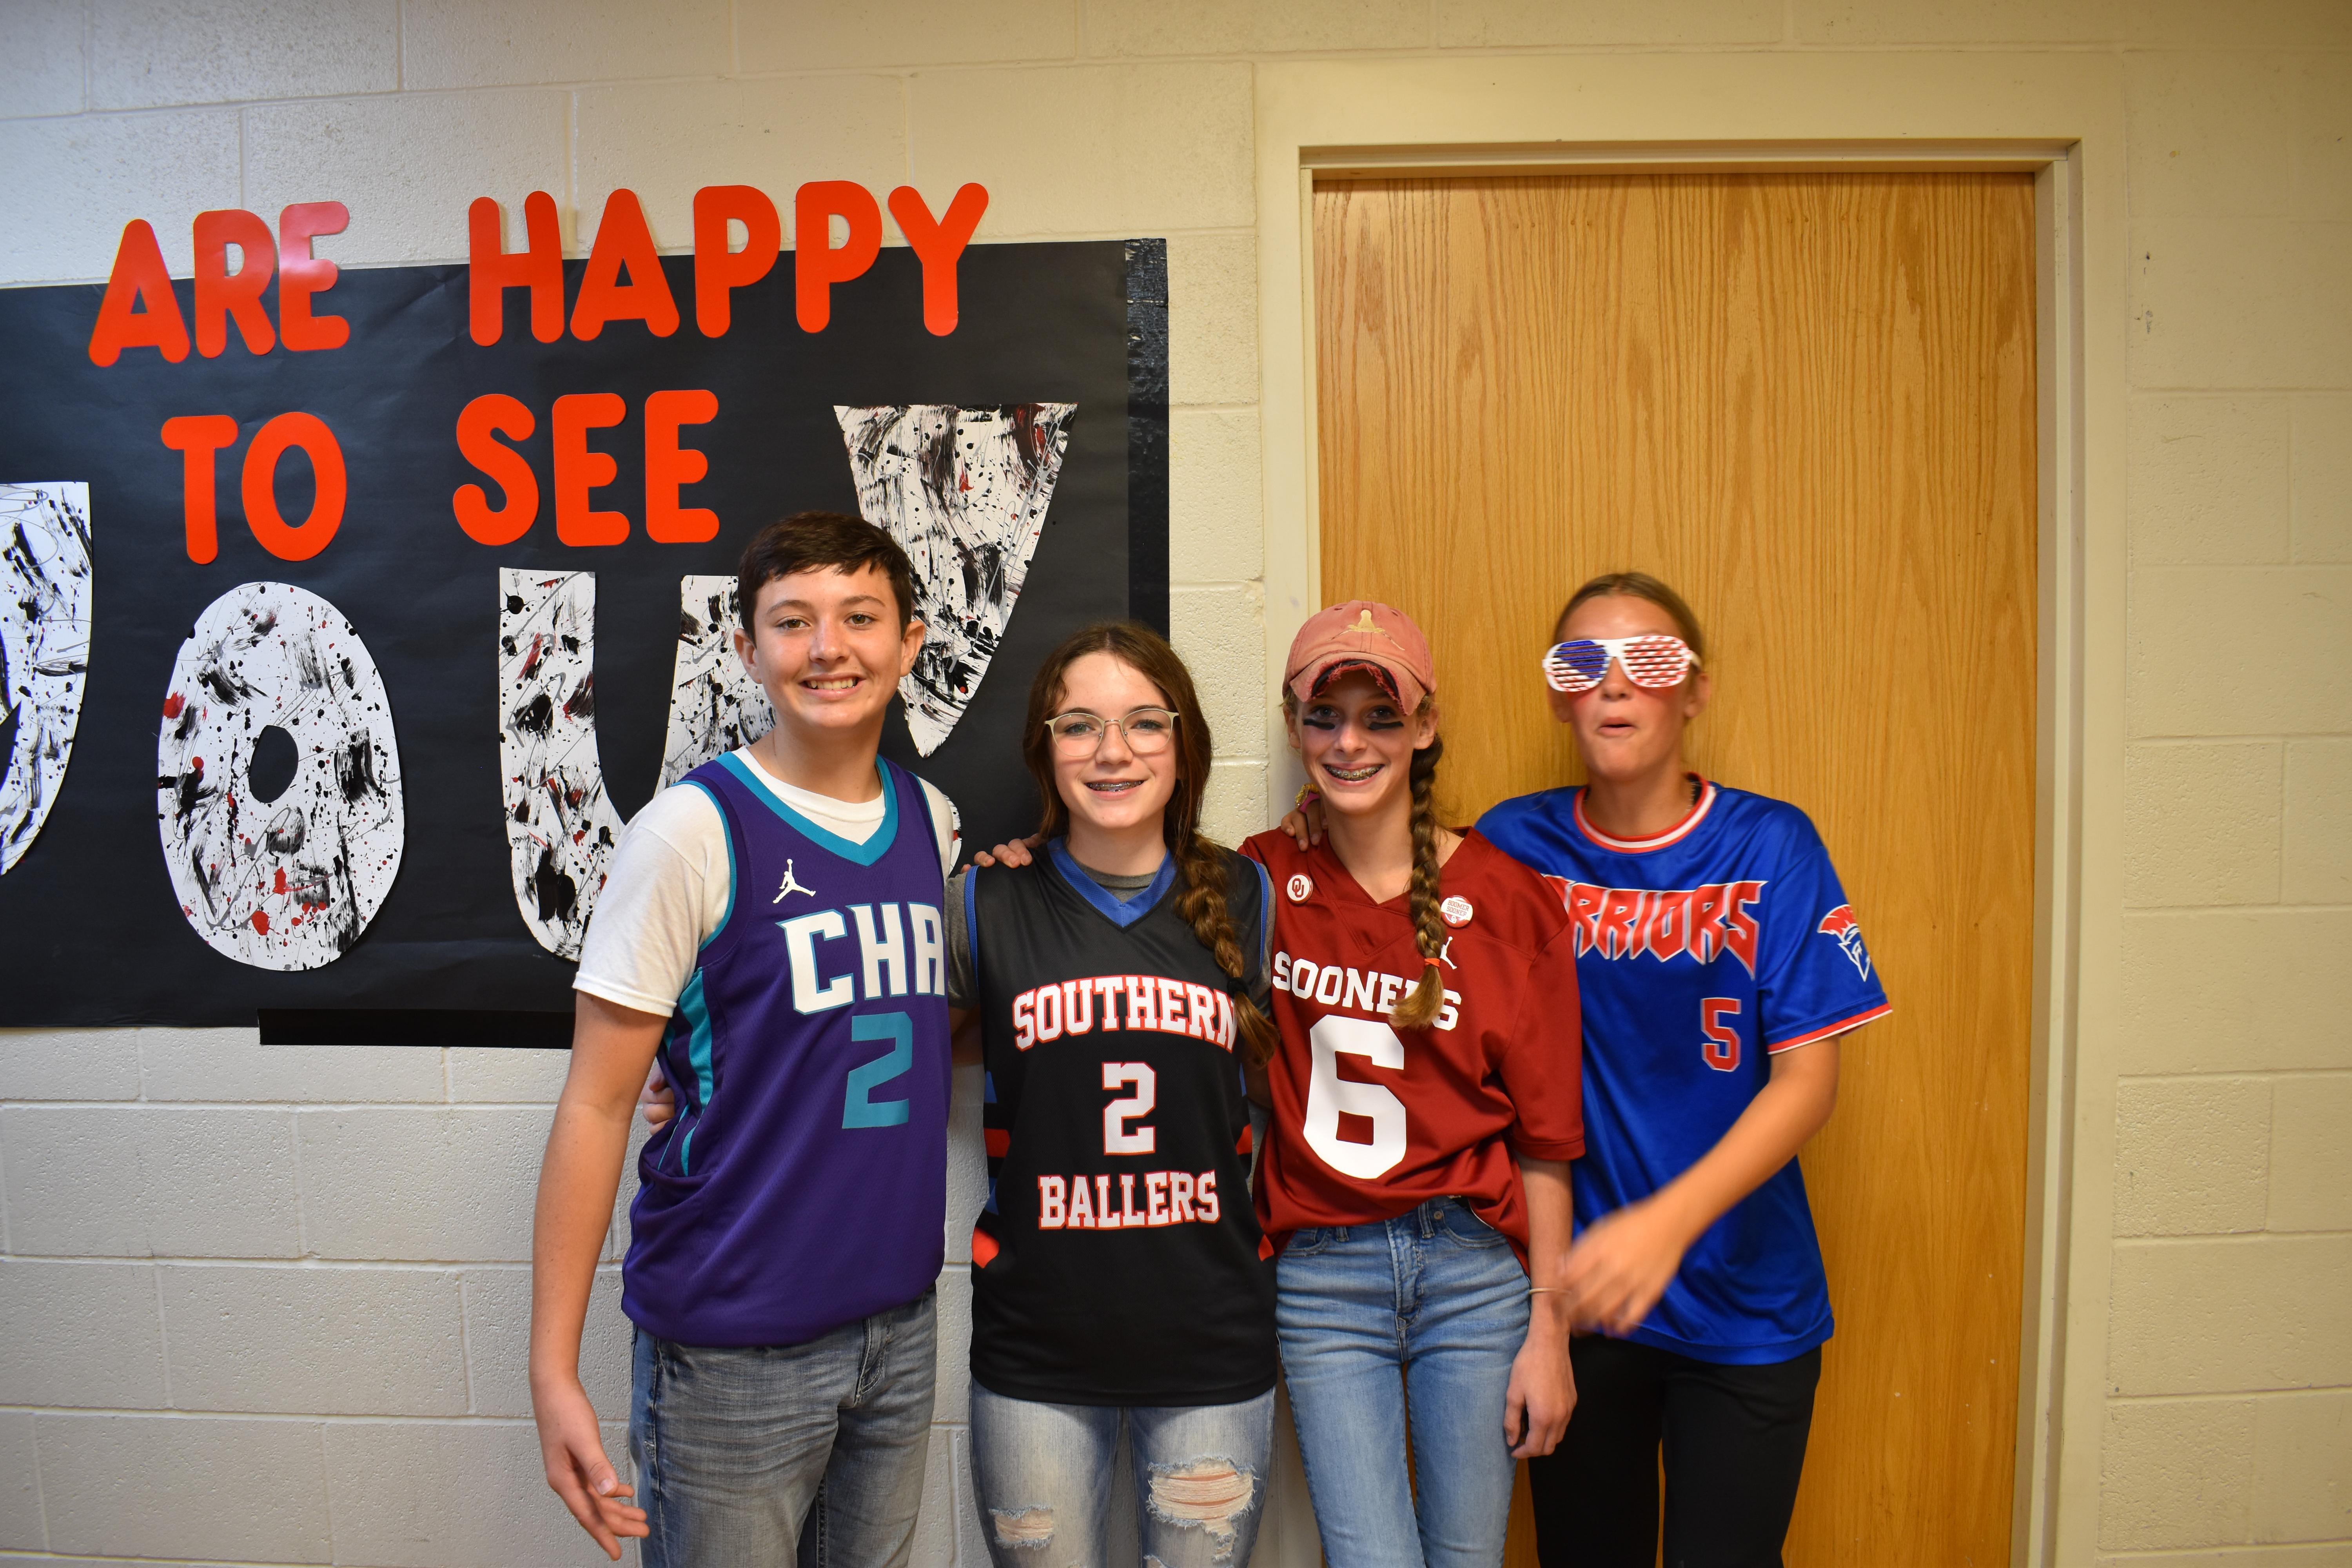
[1541,634,1701,693]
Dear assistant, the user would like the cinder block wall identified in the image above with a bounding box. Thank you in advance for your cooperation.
[0,3,2345,1565]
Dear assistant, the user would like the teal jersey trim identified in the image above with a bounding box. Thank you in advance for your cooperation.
[673,970,718,1175]
[683,777,736,950]
[715,752,902,867]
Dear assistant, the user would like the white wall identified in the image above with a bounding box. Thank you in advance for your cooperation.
[0,2,2346,1565]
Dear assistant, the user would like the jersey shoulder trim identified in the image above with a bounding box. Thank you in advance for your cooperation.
[1767,1000,1892,1053]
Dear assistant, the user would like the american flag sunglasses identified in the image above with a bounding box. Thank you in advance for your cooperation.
[1542,634,1700,693]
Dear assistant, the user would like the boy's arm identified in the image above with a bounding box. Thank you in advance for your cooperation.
[530,991,664,1558]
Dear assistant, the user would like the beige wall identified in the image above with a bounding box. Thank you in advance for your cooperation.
[0,3,2345,1564]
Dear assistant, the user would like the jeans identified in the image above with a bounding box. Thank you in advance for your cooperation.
[630,1289,937,1568]
[967,1382,1276,1568]
[1276,1197,1530,1568]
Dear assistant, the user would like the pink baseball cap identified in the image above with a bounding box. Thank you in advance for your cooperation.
[1284,601,1437,713]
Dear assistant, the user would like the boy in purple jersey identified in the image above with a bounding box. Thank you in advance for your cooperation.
[530,514,960,1566]
[1474,574,1888,1568]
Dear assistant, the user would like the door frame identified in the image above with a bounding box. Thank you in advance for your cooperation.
[1250,53,2127,1568]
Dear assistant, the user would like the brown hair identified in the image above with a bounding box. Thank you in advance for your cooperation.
[1552,571,1708,667]
[1023,622,1281,1066]
[1283,682,1450,1033]
[738,511,918,632]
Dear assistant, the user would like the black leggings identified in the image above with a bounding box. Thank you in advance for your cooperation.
[1527,1335,1821,1568]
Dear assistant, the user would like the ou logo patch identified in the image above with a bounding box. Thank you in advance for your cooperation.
[1287,874,1314,903]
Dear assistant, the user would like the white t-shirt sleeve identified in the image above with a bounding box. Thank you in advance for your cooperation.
[573,784,731,1018]
[920,779,962,875]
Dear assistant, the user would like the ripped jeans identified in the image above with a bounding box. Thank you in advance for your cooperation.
[967,1382,1276,1568]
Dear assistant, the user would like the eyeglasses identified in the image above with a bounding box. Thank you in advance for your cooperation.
[1044,707,1180,756]
[1542,635,1700,693]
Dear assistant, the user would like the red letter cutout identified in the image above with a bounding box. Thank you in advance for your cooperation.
[887,184,987,336]
[794,181,882,333]
[241,413,347,562]
[469,192,565,347]
[192,209,277,358]
[693,185,780,338]
[160,415,240,563]
[89,220,191,366]
[552,392,628,546]
[572,189,679,341]
[278,201,350,352]
[454,394,539,545]
[645,389,719,543]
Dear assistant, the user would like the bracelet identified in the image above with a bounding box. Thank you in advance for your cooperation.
[1528,1286,1569,1295]
[1293,784,1321,809]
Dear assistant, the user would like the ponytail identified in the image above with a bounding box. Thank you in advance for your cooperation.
[1388,725,1448,1032]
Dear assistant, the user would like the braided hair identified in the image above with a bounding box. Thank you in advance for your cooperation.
[1020,622,1282,1066]
[1388,720,1448,1031]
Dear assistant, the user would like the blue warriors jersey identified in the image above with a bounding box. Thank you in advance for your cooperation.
[622,754,953,1348]
[1476,780,1890,1365]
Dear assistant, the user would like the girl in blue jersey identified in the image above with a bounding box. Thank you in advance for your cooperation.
[1471,573,1891,1568]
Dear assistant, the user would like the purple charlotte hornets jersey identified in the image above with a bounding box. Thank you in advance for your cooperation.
[622,754,953,1348]
[1476,780,1891,1365]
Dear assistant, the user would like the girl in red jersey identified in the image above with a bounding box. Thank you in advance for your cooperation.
[1245,601,1583,1568]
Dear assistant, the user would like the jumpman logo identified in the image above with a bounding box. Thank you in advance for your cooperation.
[1439,936,1457,969]
[771,859,817,903]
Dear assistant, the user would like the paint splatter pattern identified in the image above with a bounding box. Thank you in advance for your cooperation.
[835,404,1074,755]
[497,569,628,962]
[156,582,404,969]
[1,481,91,875]
[661,576,773,789]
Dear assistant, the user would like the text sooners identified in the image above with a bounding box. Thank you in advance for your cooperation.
[1038,1171,1221,1230]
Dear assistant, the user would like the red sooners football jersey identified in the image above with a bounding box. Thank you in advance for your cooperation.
[1243,829,1583,1259]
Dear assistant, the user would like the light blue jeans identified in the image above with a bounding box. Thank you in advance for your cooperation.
[967,1382,1276,1568]
[1277,1197,1530,1568]
[630,1289,936,1568]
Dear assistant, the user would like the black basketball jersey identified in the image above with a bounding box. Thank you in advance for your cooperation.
[965,838,1277,1406]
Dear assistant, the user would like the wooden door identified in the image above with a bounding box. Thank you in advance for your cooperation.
[1313,172,2036,1564]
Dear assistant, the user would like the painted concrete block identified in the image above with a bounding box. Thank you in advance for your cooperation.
[321,1418,630,1567]
[0,0,86,118]
[243,90,570,268]
[297,1106,551,1262]
[2125,53,2299,221]
[2127,396,2291,564]
[1167,232,1259,409]
[464,1265,632,1419]
[0,1107,149,1255]
[87,0,396,111]
[159,1264,468,1415]
[2108,1234,2352,1394]
[906,1424,958,1568]
[2122,743,2283,907]
[1443,0,1777,45]
[35,1410,331,1562]
[1093,0,1430,54]
[2111,1076,2271,1237]
[907,64,1252,236]
[935,1261,972,1424]
[0,1408,38,1550]
[739,0,1076,71]
[2293,52,2352,223]
[0,1259,165,1409]
[141,1107,305,1258]
[0,1027,142,1101]
[1794,0,2120,42]
[1202,760,1271,851]
[2284,740,2352,905]
[2130,0,2352,47]
[951,1424,991,1567]
[139,1025,446,1102]
[448,1047,573,1103]
[2128,568,2352,738]
[1171,408,1264,586]
[2268,1072,2352,1233]
[946,1060,986,1268]
[2253,1389,2352,1542]
[0,109,240,283]
[2092,1546,2352,1568]
[573,74,907,250]
[403,0,728,90]
[2294,396,2352,565]
[2098,1396,2256,1550]
[1171,584,1267,773]
[2131,216,2352,390]
[2122,910,2352,1074]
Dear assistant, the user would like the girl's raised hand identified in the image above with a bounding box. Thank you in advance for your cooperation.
[638,1061,677,1129]
[1278,793,1327,849]
[1558,1198,1692,1336]
[969,835,1042,868]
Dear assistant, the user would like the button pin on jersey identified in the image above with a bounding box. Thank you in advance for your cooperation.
[1287,874,1314,903]
[1440,895,1473,927]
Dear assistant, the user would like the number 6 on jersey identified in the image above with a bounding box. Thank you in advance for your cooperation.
[1303,1016,1407,1178]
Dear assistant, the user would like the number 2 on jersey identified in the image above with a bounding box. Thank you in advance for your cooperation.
[1304,1015,1407,1178]
[1103,1062,1157,1153]
[843,1011,913,1127]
